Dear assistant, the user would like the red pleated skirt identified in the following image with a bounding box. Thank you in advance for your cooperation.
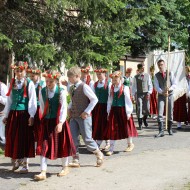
[36,118,76,160]
[173,94,188,122]
[150,88,158,115]
[92,103,109,140]
[33,106,42,142]
[5,110,35,159]
[106,107,138,140]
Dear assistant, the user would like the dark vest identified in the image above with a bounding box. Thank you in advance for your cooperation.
[70,83,89,118]
[155,72,173,95]
[112,91,125,107]
[135,73,149,93]
[95,82,109,104]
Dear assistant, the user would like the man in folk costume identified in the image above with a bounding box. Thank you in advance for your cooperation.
[34,70,76,181]
[3,61,37,173]
[154,59,177,137]
[0,81,7,147]
[132,63,153,130]
[27,66,46,150]
[106,71,137,156]
[149,66,158,119]
[92,68,111,151]
[67,66,104,167]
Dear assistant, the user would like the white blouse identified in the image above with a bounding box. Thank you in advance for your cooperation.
[4,78,37,118]
[107,83,133,118]
[0,82,8,106]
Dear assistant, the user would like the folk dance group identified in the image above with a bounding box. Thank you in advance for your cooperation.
[0,59,189,181]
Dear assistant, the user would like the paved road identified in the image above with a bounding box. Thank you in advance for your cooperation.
[0,116,190,190]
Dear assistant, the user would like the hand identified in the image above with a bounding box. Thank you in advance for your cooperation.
[28,117,34,126]
[146,94,150,100]
[3,117,7,125]
[55,123,63,133]
[132,96,136,104]
[0,111,4,116]
[127,114,131,120]
[61,80,68,86]
[80,112,89,119]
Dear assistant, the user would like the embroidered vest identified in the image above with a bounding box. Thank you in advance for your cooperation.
[112,91,125,107]
[95,83,109,104]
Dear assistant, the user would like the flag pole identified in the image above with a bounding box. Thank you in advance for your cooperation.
[165,36,171,130]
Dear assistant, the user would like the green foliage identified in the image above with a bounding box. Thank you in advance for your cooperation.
[0,33,13,50]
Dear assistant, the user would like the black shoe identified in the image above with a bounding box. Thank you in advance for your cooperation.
[155,132,164,138]
[168,130,173,136]
[143,116,148,127]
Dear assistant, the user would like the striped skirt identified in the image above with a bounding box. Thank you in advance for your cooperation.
[106,106,138,140]
[36,118,76,160]
[5,110,35,159]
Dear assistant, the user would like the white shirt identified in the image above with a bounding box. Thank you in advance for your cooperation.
[82,78,94,90]
[39,85,67,123]
[68,80,98,115]
[131,73,153,96]
[4,78,37,118]
[107,83,133,118]
[0,82,7,106]
[154,71,177,94]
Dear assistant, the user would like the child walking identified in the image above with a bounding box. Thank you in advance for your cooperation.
[106,71,138,156]
[67,66,104,167]
[3,61,37,173]
[35,70,76,181]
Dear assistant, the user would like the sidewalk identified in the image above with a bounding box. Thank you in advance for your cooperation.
[0,118,190,190]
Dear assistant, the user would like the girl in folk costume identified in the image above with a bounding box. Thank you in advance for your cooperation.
[81,66,94,89]
[92,68,111,151]
[174,66,189,129]
[3,61,37,173]
[35,70,76,181]
[27,67,46,148]
[149,66,158,119]
[106,71,138,156]
[123,68,133,88]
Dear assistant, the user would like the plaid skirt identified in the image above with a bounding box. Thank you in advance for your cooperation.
[106,107,138,140]
[5,110,35,159]
[36,118,76,160]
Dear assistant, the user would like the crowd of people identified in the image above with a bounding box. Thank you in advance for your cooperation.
[0,59,189,181]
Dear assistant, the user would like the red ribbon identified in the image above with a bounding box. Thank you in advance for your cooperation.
[86,75,91,85]
[6,78,15,96]
[111,84,124,98]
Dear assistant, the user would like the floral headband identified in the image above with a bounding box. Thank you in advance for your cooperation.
[10,61,28,70]
[109,71,122,78]
[81,66,90,73]
[94,68,107,73]
[42,71,61,79]
[27,68,41,74]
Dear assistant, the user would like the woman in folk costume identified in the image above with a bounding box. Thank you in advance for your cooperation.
[149,66,158,119]
[35,70,76,181]
[3,61,37,173]
[81,66,94,89]
[106,71,138,156]
[27,67,46,149]
[92,68,111,151]
[174,66,189,129]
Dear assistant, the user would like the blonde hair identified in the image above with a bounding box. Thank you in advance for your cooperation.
[67,66,81,77]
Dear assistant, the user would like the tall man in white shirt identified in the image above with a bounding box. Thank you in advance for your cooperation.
[0,81,7,146]
[132,63,153,130]
[154,59,177,137]
[67,66,104,167]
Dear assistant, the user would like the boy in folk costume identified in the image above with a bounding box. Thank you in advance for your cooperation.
[149,66,158,119]
[0,81,7,147]
[27,67,46,149]
[132,63,153,130]
[34,70,76,181]
[3,61,37,173]
[67,66,104,167]
[106,71,138,156]
[92,68,111,151]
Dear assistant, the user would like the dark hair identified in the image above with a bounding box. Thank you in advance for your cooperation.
[137,63,143,70]
[157,59,165,64]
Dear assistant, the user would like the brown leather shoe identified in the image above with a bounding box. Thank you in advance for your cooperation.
[105,151,113,156]
[125,143,135,152]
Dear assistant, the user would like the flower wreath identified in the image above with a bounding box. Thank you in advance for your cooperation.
[42,71,61,79]
[27,68,41,74]
[10,61,28,70]
[94,68,107,73]
[109,71,122,78]
[81,66,90,73]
